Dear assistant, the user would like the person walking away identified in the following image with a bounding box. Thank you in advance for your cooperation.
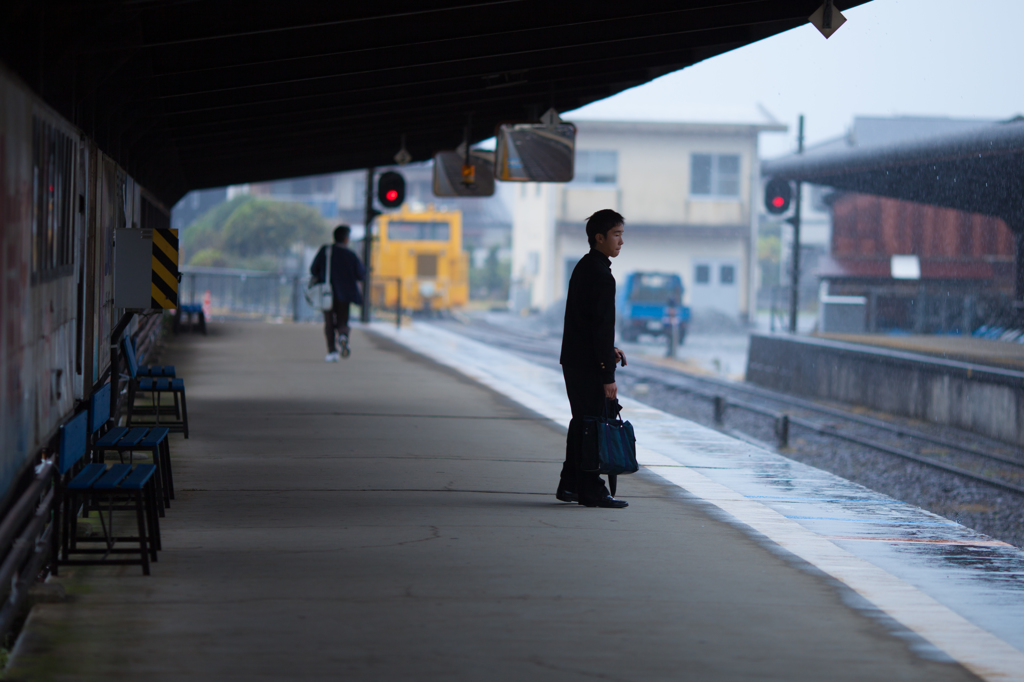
[557,209,629,508]
[310,225,365,362]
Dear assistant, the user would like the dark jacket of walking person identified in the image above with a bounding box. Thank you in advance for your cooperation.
[558,209,629,508]
[310,225,365,360]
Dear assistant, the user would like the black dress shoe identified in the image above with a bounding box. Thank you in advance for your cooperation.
[581,495,628,509]
[556,482,578,503]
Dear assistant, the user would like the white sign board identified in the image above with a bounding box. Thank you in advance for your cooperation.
[891,255,921,280]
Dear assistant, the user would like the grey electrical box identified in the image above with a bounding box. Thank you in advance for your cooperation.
[113,228,154,310]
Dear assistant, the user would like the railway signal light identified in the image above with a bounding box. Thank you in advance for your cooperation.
[378,171,405,208]
[764,178,793,215]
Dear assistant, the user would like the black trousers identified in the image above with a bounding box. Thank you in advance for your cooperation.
[560,364,611,502]
[324,299,351,352]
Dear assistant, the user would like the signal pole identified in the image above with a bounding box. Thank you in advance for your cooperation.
[361,167,376,324]
[788,115,804,333]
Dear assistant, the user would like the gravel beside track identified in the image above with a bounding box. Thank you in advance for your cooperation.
[437,318,1024,549]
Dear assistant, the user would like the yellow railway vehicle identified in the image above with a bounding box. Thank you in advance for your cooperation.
[372,206,469,313]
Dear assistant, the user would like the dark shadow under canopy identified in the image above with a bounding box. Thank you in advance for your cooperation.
[2,0,869,206]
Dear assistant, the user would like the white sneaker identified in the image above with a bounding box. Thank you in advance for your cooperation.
[325,352,340,362]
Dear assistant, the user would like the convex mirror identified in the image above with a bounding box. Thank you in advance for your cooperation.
[433,149,496,197]
[495,109,576,182]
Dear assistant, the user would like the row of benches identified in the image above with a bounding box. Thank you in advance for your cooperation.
[53,334,190,575]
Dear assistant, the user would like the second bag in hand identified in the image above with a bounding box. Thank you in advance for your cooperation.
[580,399,639,476]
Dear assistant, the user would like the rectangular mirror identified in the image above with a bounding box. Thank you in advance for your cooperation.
[495,121,576,182]
[432,149,496,197]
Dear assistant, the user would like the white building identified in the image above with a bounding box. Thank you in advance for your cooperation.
[510,119,785,320]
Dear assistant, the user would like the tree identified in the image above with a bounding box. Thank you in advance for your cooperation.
[181,195,330,269]
[181,195,253,261]
[221,199,328,258]
[188,248,230,268]
[469,245,510,300]
[758,225,782,288]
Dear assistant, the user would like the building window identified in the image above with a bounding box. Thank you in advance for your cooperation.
[573,150,618,185]
[32,116,76,279]
[690,153,740,197]
[314,175,334,193]
[695,264,710,284]
[720,264,735,285]
[387,221,450,241]
[527,251,540,275]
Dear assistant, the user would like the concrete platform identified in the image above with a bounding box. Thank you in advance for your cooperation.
[6,322,1003,681]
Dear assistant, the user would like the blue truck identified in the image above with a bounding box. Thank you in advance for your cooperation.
[617,272,690,343]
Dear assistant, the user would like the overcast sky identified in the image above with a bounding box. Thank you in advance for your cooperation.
[565,0,1024,158]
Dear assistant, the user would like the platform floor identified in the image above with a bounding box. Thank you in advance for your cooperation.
[9,322,984,681]
[817,332,1024,370]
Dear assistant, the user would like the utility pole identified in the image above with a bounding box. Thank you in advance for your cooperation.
[360,167,378,324]
[788,115,804,333]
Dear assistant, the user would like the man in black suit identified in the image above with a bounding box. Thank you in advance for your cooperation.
[557,209,629,508]
[310,225,366,362]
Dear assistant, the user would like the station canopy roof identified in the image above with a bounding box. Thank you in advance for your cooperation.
[761,118,1024,230]
[3,0,869,206]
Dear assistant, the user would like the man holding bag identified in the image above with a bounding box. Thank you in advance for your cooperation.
[557,209,629,508]
[310,225,366,362]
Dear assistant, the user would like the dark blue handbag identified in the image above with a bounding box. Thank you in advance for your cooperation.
[580,400,639,477]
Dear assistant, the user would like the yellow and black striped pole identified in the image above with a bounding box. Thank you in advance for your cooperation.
[151,228,179,309]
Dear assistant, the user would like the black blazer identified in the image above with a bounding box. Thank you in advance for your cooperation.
[310,244,366,305]
[560,249,618,384]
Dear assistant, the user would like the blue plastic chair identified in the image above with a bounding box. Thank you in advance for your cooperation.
[57,409,160,575]
[90,382,174,511]
[123,335,189,438]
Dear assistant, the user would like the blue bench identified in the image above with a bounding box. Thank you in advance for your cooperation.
[123,335,190,439]
[139,364,176,378]
[90,382,175,512]
[174,303,206,334]
[56,410,161,576]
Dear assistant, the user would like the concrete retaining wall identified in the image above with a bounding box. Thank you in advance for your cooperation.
[746,333,1024,447]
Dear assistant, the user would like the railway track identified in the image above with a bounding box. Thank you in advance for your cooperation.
[437,318,1024,497]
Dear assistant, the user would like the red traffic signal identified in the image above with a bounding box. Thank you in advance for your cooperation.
[764,178,793,215]
[377,171,405,208]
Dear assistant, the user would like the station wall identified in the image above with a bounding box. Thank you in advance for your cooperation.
[0,64,167,506]
[747,333,1024,447]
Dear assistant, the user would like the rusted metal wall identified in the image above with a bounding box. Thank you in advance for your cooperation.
[1,66,86,498]
[0,67,34,498]
[91,154,121,386]
[0,64,161,505]
[832,193,1015,264]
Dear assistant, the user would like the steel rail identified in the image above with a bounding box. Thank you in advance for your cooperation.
[623,364,1024,495]
[785,415,1024,497]
[628,361,1024,469]
[443,322,1024,494]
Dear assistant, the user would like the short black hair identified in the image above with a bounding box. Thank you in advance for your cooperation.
[585,209,625,248]
[333,225,351,243]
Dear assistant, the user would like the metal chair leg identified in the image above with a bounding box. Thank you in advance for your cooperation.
[179,389,189,439]
[161,438,175,502]
[135,492,150,576]
[146,480,161,554]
